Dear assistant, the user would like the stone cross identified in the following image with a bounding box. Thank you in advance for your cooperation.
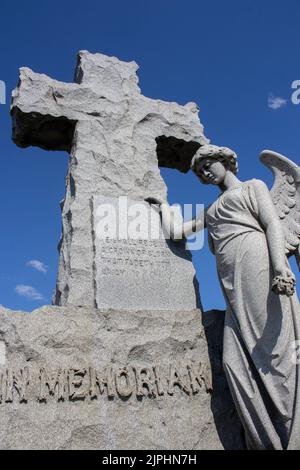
[11,51,208,309]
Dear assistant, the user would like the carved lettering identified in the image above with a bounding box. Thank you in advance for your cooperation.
[68,368,87,400]
[4,369,13,403]
[167,364,191,395]
[187,362,213,393]
[99,238,172,277]
[89,367,115,398]
[133,367,156,397]
[152,366,165,396]
[115,367,133,397]
[0,361,209,404]
[4,368,29,403]
[38,368,66,402]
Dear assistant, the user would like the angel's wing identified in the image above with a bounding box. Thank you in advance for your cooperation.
[260,150,300,270]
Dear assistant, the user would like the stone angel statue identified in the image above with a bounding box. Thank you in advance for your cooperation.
[147,144,300,450]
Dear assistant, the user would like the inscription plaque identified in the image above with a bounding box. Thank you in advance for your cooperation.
[92,196,200,310]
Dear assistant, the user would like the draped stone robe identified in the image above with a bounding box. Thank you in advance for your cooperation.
[206,179,300,450]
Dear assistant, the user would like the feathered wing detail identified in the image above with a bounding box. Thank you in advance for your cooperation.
[260,150,300,270]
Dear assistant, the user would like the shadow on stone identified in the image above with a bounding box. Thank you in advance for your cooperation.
[156,135,201,173]
[11,109,76,152]
[202,309,246,450]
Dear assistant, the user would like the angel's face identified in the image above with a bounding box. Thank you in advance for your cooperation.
[197,158,227,185]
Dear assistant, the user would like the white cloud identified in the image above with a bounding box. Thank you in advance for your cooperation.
[268,94,287,110]
[27,259,48,274]
[15,284,44,301]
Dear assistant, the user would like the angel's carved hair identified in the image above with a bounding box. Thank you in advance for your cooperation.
[190,144,238,179]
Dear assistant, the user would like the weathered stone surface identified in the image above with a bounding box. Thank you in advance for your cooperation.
[11,51,208,309]
[0,305,242,450]
[93,196,200,310]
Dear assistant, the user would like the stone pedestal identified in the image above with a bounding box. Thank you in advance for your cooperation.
[0,305,243,450]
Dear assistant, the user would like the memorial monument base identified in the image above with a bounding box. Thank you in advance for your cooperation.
[0,306,244,450]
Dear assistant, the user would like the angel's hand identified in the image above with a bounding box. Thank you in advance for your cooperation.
[272,268,296,297]
[144,197,166,207]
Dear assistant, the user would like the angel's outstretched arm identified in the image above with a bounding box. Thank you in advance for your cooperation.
[145,197,206,241]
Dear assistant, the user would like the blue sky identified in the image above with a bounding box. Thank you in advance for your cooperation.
[0,0,299,311]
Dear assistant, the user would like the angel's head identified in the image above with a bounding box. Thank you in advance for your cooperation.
[190,144,238,185]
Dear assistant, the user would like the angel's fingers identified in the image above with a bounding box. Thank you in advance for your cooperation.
[286,270,296,281]
[145,197,160,205]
